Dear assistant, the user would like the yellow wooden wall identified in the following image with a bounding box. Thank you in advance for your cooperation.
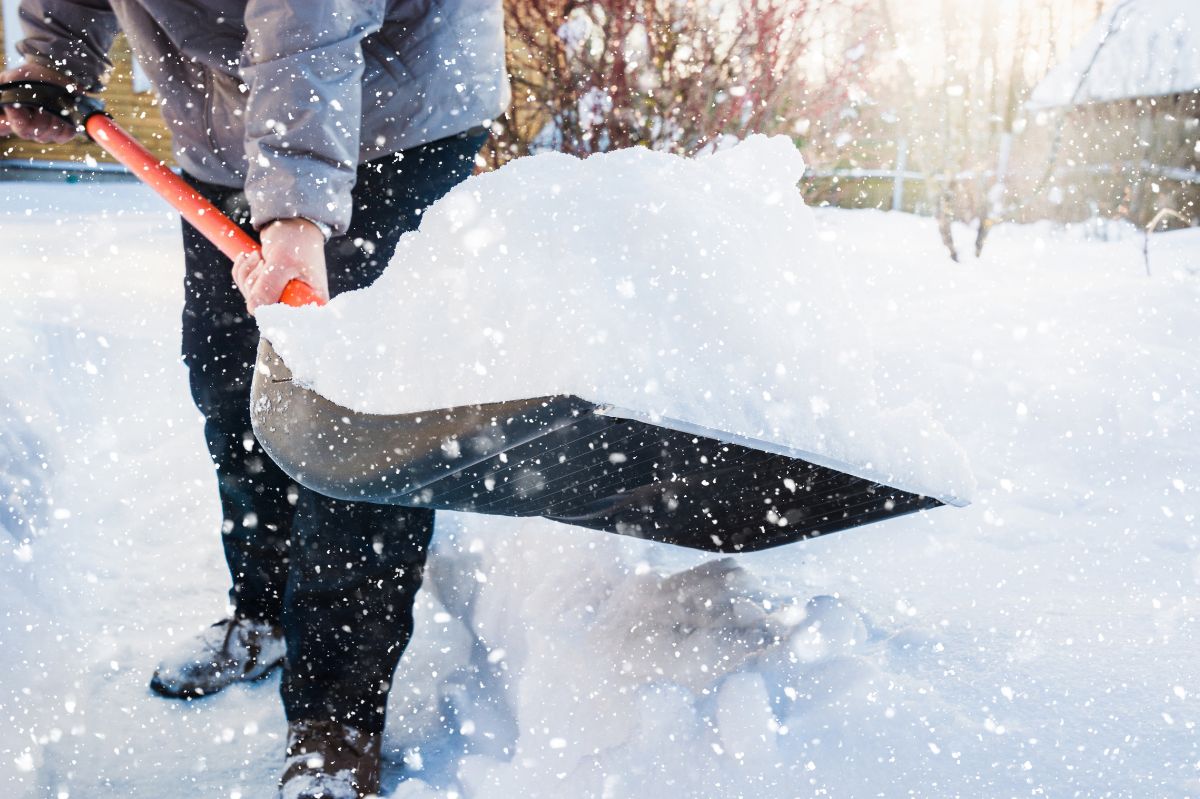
[1,15,174,165]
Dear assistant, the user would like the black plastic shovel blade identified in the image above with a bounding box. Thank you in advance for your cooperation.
[250,339,944,552]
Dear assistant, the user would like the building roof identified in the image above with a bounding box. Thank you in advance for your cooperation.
[1030,0,1200,109]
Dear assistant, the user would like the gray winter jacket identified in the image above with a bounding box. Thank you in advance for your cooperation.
[17,0,509,235]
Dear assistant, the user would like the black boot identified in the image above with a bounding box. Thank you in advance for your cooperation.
[279,720,382,799]
[149,616,285,698]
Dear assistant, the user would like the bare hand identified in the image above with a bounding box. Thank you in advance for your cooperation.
[0,63,77,144]
[232,218,330,315]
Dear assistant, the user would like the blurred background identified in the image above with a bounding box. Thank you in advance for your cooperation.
[3,0,1197,258]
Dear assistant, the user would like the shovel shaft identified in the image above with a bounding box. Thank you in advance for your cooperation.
[84,114,324,308]
[1,81,321,307]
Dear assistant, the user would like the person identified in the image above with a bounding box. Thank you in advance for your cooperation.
[1,2,509,797]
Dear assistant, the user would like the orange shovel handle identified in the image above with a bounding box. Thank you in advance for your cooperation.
[84,115,324,308]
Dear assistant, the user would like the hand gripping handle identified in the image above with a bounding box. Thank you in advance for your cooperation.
[0,80,105,128]
[0,81,324,308]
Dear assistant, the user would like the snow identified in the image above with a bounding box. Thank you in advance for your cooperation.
[1030,0,1200,108]
[3,178,1200,798]
[257,136,971,504]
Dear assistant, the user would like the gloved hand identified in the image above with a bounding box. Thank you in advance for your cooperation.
[0,62,76,144]
[232,218,331,315]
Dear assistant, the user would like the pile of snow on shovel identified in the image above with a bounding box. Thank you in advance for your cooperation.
[259,135,972,503]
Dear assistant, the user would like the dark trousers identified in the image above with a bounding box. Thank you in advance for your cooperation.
[180,131,485,734]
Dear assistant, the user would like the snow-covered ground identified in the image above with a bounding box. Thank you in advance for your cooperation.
[2,177,1199,798]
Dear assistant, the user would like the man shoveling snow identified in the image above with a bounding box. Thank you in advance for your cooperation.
[2,2,508,797]
[1,1,970,797]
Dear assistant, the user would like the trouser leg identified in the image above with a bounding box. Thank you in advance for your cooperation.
[280,130,486,734]
[180,183,295,623]
[280,496,433,733]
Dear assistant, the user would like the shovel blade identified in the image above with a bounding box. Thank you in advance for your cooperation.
[250,339,943,552]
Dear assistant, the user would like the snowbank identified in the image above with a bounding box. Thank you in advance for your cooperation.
[0,325,69,795]
[1030,0,1200,108]
[258,136,972,503]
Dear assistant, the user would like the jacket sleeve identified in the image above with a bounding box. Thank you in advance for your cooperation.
[240,0,385,237]
[16,0,118,92]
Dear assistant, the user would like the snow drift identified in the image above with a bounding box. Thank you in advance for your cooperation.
[258,135,972,503]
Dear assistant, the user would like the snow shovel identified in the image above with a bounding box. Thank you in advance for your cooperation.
[2,82,952,553]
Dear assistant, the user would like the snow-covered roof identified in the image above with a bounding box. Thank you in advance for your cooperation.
[1029,0,1200,108]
